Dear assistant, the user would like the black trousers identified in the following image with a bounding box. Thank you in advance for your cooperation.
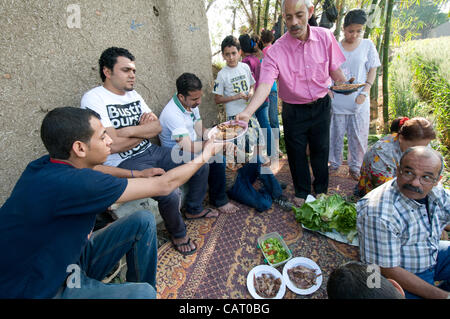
[282,95,331,199]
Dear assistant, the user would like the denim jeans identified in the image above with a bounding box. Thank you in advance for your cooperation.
[255,100,275,158]
[208,155,229,208]
[227,157,282,212]
[404,240,450,299]
[268,90,280,140]
[53,211,158,299]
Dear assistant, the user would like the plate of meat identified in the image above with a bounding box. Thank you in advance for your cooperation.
[282,257,322,295]
[247,265,286,299]
[330,83,366,94]
[207,120,248,142]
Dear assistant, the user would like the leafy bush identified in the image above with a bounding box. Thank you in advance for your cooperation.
[411,55,450,152]
[389,37,450,186]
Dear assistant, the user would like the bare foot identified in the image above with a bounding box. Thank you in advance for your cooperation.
[172,236,197,255]
[293,197,305,207]
[217,202,239,214]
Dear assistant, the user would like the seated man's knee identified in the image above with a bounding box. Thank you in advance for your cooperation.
[128,210,156,230]
[128,282,156,299]
[195,162,209,177]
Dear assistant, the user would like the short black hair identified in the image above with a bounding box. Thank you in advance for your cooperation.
[40,107,101,160]
[176,73,203,97]
[98,47,135,82]
[260,30,275,44]
[344,9,367,28]
[327,261,404,299]
[221,35,240,52]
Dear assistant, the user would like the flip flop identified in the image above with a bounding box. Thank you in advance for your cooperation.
[172,238,197,256]
[184,208,218,220]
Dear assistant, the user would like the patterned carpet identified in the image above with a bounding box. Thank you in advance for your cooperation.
[156,158,360,299]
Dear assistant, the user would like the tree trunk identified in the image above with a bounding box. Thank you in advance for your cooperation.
[263,0,271,30]
[333,0,345,40]
[364,0,379,38]
[273,0,280,24]
[231,7,237,34]
[382,0,394,133]
[256,0,262,35]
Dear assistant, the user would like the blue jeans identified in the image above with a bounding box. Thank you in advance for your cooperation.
[405,240,450,299]
[53,211,158,299]
[268,90,280,139]
[208,156,229,208]
[227,157,282,212]
[255,100,275,158]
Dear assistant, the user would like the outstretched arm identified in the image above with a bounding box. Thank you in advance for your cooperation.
[381,266,449,299]
[116,139,223,203]
[235,82,272,123]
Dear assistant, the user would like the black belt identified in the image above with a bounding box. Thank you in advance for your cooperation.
[288,94,328,106]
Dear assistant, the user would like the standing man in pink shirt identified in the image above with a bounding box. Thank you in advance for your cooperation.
[237,0,347,207]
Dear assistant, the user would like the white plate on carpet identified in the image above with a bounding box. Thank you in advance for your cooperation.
[247,265,286,299]
[282,257,322,295]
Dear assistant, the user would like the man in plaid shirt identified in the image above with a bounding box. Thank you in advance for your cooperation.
[357,146,450,299]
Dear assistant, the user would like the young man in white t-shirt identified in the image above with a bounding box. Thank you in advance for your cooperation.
[81,47,213,255]
[159,73,238,214]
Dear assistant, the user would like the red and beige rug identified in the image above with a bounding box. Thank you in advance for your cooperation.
[156,159,359,299]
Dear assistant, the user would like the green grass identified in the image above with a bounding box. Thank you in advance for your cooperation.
[389,37,450,188]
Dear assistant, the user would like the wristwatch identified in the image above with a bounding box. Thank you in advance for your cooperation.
[359,91,369,97]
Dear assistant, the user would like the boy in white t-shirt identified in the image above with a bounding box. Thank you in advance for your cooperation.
[213,37,255,118]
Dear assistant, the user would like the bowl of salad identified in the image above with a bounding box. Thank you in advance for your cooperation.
[257,232,292,268]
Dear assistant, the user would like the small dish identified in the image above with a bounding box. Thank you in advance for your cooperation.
[257,232,292,268]
[247,265,286,299]
[330,83,365,94]
[282,257,322,295]
[207,120,248,142]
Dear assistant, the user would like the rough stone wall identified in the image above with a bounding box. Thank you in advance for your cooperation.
[0,0,216,204]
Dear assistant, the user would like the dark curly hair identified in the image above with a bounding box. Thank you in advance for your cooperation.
[98,47,135,82]
[221,35,240,52]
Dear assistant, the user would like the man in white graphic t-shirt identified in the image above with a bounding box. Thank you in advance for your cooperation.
[81,47,215,255]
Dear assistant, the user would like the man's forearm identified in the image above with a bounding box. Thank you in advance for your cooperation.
[381,266,449,299]
[242,82,272,117]
[330,68,347,84]
[214,94,242,105]
[109,135,143,154]
[94,165,133,178]
[116,143,218,203]
[116,121,162,139]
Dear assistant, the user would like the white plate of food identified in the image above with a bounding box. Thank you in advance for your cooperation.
[247,265,286,299]
[282,257,322,295]
[207,120,248,142]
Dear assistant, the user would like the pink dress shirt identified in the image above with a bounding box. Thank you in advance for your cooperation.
[259,26,345,104]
